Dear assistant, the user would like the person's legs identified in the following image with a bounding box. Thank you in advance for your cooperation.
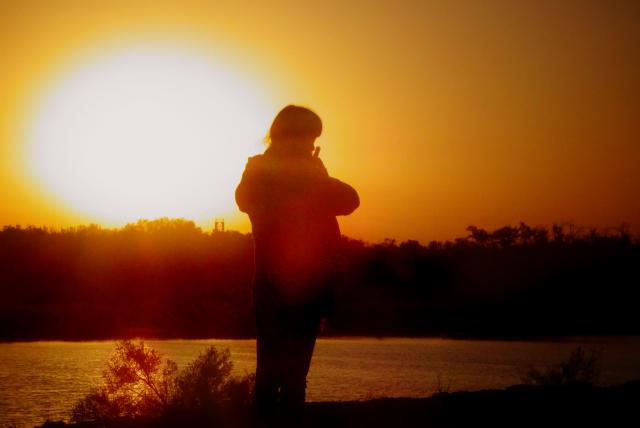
[253,292,281,413]
[279,303,322,410]
[253,327,279,411]
[253,273,328,413]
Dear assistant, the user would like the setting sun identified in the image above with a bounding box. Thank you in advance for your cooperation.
[25,44,273,225]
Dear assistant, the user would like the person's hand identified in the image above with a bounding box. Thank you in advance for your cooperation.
[309,153,329,178]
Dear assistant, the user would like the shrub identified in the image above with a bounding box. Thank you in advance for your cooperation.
[71,340,253,423]
[174,346,254,411]
[521,347,602,386]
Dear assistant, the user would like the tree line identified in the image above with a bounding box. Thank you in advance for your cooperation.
[1,218,638,340]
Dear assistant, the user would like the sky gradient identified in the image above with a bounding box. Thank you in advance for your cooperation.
[1,0,639,243]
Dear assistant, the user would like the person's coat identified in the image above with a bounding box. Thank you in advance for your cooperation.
[236,151,359,304]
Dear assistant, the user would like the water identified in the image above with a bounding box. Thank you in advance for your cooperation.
[1,337,640,427]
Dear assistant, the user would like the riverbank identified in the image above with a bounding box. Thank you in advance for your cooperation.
[39,380,640,428]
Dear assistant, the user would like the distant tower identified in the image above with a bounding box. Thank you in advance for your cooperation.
[213,218,225,233]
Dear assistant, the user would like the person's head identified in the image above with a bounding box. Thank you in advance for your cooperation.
[268,105,322,157]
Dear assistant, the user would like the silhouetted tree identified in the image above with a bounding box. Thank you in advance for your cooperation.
[1,220,639,339]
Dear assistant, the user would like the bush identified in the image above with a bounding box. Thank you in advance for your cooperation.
[174,346,254,411]
[521,347,602,386]
[71,340,254,423]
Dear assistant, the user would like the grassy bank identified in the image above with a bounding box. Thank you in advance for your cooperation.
[39,380,640,428]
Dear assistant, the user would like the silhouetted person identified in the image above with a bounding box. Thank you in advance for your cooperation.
[236,105,359,414]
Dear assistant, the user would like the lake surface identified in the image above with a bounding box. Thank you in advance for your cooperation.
[1,337,640,427]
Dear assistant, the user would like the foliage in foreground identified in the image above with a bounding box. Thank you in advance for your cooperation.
[521,347,602,386]
[71,340,254,423]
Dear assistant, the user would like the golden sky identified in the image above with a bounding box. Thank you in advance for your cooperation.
[1,0,639,243]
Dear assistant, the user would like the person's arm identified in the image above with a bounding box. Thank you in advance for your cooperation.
[321,177,360,216]
[306,158,359,216]
[235,157,267,215]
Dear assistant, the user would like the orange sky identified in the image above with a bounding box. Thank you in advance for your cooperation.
[1,0,639,243]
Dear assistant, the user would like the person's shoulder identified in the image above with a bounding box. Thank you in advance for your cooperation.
[244,154,267,170]
[247,154,265,163]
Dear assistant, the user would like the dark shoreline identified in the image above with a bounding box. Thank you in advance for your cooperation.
[38,381,640,428]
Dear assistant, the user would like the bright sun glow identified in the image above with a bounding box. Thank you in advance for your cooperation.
[27,44,273,225]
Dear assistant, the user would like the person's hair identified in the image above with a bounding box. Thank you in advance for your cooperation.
[268,105,322,145]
